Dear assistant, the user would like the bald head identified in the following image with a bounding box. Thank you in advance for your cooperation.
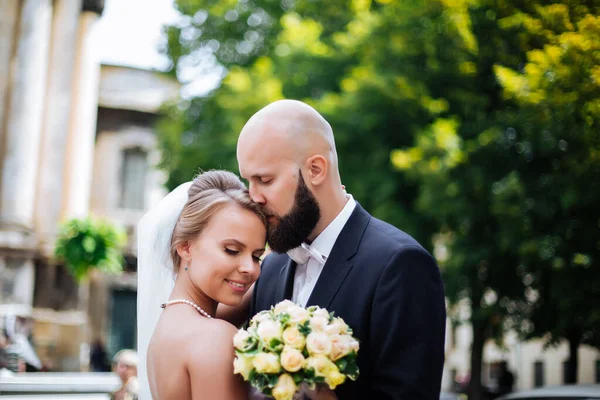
[238,100,337,166]
[237,100,348,242]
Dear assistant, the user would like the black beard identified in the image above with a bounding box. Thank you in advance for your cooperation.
[267,173,320,253]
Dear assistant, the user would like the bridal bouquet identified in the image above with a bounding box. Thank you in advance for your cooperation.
[233,300,360,400]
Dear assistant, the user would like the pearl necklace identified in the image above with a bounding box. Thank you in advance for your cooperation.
[161,299,214,319]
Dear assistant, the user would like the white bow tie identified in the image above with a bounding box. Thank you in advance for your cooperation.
[287,242,327,265]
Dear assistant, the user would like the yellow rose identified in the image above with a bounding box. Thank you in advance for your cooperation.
[252,352,281,374]
[309,316,329,332]
[325,318,349,335]
[233,353,255,380]
[257,320,283,342]
[233,329,254,351]
[325,368,346,389]
[274,300,296,316]
[306,354,334,376]
[329,334,352,361]
[280,346,305,372]
[271,373,297,400]
[288,305,311,324]
[306,332,332,356]
[282,326,305,349]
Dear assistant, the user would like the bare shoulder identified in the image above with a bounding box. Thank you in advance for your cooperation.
[188,319,237,363]
[184,319,247,399]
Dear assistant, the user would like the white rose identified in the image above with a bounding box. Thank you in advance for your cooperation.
[329,334,352,361]
[309,316,329,332]
[253,352,281,374]
[280,346,305,372]
[325,318,349,335]
[311,307,330,320]
[274,300,296,316]
[282,326,305,349]
[251,310,273,326]
[306,332,332,356]
[257,320,283,342]
[287,305,311,324]
[349,338,360,352]
[233,330,254,351]
[271,373,297,400]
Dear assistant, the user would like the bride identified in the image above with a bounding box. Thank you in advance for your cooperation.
[137,170,268,399]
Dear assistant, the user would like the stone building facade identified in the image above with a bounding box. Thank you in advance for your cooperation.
[0,0,177,371]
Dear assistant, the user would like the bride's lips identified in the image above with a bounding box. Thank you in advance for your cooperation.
[225,279,248,293]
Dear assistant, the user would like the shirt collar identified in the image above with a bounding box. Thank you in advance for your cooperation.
[309,194,356,260]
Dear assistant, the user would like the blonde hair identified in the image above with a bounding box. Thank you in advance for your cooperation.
[170,170,268,272]
[113,349,138,368]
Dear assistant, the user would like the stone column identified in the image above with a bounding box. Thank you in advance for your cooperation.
[35,0,83,254]
[0,0,52,228]
[0,0,20,162]
[62,6,103,219]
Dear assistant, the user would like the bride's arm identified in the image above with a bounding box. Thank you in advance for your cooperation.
[188,320,249,400]
[216,283,254,327]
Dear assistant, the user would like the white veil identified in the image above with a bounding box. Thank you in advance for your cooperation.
[137,181,192,400]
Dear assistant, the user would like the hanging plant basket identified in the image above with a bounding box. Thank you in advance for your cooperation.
[54,217,127,281]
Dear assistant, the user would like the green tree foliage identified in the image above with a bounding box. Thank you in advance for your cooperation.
[158,0,600,395]
[493,2,600,383]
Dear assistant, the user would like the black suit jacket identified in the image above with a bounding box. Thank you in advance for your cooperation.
[250,203,446,400]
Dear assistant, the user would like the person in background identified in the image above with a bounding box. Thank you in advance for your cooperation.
[111,349,139,400]
[90,338,110,372]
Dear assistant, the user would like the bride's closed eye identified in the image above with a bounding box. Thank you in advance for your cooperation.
[224,247,239,256]
[225,248,262,263]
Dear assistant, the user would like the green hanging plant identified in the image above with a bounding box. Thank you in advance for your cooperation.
[54,217,127,281]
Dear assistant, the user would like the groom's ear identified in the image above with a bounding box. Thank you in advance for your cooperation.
[305,155,327,186]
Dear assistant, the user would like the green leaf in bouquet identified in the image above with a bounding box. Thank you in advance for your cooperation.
[266,338,284,352]
[335,358,348,372]
[291,371,305,385]
[277,312,291,326]
[236,347,259,356]
[328,311,336,322]
[298,320,312,336]
[250,371,269,390]
[335,351,359,380]
[307,305,319,313]
[268,374,279,387]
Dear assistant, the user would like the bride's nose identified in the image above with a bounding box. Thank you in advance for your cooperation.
[239,255,257,275]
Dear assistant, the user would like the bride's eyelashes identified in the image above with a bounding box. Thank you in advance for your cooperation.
[224,247,262,263]
[224,247,239,256]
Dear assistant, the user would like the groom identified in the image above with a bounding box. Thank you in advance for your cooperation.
[237,100,446,399]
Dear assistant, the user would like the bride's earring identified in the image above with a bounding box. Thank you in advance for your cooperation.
[185,260,189,271]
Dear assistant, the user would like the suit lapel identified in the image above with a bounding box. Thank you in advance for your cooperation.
[275,257,296,303]
[306,203,371,308]
[305,246,353,308]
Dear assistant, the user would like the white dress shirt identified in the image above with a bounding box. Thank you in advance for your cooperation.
[290,195,356,306]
